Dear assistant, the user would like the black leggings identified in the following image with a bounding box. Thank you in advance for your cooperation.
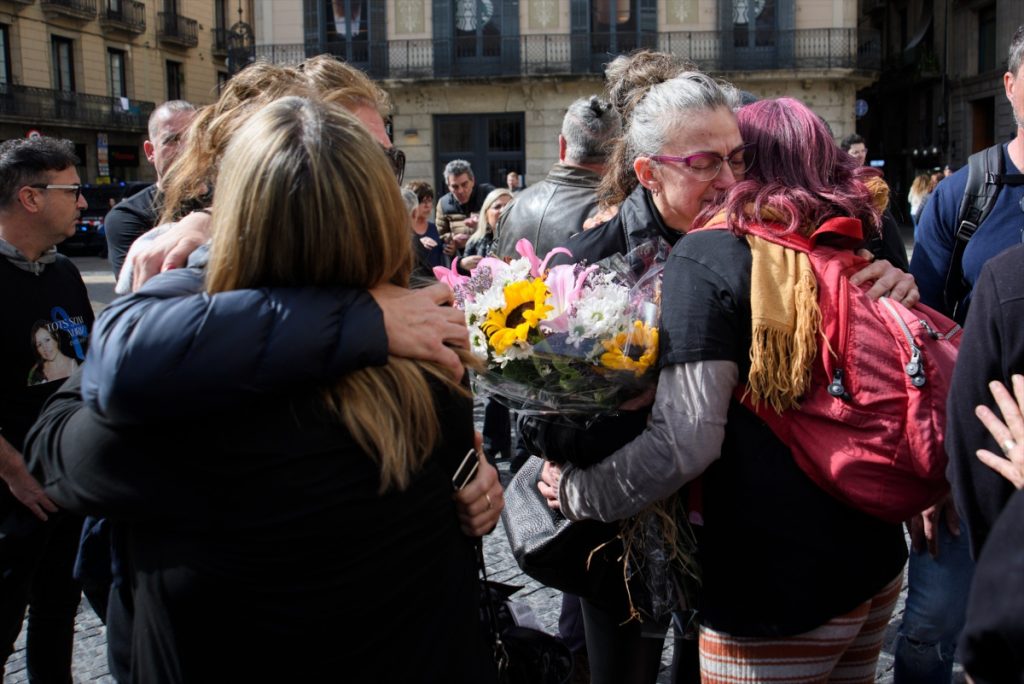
[580,596,666,684]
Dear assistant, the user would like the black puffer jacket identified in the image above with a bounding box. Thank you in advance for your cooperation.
[81,268,388,425]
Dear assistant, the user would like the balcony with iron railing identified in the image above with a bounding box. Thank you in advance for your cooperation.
[0,83,154,132]
[266,27,880,80]
[158,11,199,48]
[40,0,96,21]
[212,27,229,57]
[99,0,146,34]
[659,27,881,72]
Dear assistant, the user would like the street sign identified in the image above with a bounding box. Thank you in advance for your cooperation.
[97,133,109,177]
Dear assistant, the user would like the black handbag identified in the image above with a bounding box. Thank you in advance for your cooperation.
[501,455,623,598]
[476,545,573,684]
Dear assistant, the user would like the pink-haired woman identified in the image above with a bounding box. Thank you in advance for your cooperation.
[541,97,908,682]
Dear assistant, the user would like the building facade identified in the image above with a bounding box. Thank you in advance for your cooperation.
[0,0,253,184]
[253,0,879,193]
[856,0,1024,220]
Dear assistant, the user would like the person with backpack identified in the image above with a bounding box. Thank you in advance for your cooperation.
[538,97,918,681]
[912,26,1024,326]
[902,24,1024,684]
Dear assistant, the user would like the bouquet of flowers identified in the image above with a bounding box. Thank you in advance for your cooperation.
[438,238,699,627]
[433,238,665,418]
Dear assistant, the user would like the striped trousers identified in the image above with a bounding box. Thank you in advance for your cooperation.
[699,574,903,683]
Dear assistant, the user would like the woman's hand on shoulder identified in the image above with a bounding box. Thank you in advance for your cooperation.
[583,205,618,231]
[369,282,469,382]
[849,251,920,308]
[129,211,213,291]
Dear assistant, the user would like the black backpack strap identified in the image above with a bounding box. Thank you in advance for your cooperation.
[944,144,1004,322]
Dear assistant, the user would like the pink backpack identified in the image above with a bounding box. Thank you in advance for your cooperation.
[719,217,959,523]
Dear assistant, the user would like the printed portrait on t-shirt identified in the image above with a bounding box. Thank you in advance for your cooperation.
[26,310,88,386]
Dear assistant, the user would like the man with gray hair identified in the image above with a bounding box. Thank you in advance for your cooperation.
[105,99,196,277]
[434,158,495,255]
[494,96,621,257]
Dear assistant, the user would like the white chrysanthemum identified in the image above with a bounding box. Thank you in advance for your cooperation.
[493,341,533,366]
[566,281,631,346]
[468,326,490,361]
[473,286,507,314]
[464,299,491,329]
[502,258,533,284]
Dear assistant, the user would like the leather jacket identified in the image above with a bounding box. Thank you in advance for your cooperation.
[492,164,602,258]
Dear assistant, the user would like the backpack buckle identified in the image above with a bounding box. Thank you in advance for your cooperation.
[955,220,978,243]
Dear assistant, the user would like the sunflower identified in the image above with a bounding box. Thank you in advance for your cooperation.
[600,321,659,376]
[482,279,553,355]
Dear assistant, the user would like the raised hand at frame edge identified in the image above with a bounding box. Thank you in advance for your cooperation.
[975,374,1024,490]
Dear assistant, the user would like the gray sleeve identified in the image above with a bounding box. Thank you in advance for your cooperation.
[557,360,738,522]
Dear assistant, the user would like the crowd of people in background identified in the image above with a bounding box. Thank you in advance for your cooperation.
[1,21,1023,684]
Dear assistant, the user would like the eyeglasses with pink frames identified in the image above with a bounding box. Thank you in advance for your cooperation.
[649,142,756,182]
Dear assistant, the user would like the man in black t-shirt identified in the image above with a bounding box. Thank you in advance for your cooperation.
[0,136,94,682]
[105,100,195,278]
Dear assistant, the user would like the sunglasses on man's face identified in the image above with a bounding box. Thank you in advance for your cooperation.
[382,146,406,184]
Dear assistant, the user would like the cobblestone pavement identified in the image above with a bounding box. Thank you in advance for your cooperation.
[2,459,964,683]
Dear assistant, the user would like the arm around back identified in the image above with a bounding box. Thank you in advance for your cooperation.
[27,371,180,519]
[81,268,388,425]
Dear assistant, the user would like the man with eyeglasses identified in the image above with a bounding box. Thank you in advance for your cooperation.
[0,136,93,682]
[105,100,196,279]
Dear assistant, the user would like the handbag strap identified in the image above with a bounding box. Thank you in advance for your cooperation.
[476,541,510,675]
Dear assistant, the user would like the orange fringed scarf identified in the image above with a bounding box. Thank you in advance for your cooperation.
[745,237,820,413]
[705,208,818,412]
[705,179,890,414]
